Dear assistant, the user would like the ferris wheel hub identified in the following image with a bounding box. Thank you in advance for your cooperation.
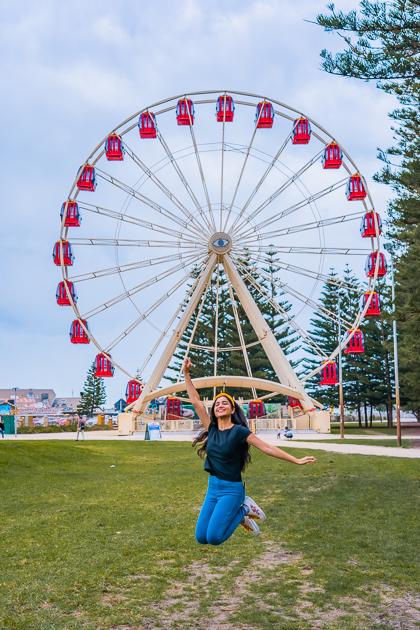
[209,232,232,254]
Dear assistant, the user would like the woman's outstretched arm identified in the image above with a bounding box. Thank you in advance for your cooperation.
[246,433,316,465]
[183,358,211,429]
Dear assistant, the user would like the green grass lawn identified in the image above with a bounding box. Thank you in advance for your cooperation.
[293,439,413,448]
[330,424,397,436]
[1,441,419,629]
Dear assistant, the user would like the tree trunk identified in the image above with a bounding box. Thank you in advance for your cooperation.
[357,401,362,428]
[364,400,368,428]
[380,315,393,428]
[369,404,373,428]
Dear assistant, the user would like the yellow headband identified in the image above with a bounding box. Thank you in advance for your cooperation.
[214,392,235,407]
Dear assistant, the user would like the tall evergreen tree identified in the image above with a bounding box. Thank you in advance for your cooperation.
[77,363,106,418]
[315,0,420,417]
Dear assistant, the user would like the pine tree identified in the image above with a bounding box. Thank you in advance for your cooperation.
[315,0,420,416]
[316,1,420,86]
[77,363,106,418]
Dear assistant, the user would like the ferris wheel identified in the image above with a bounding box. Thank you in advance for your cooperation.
[56,90,384,416]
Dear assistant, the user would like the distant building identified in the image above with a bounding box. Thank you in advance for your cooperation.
[0,389,56,409]
[114,398,127,413]
[53,397,82,412]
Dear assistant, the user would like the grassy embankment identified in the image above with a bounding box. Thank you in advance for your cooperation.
[0,441,419,629]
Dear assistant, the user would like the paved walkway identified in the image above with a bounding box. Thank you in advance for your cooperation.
[3,431,419,458]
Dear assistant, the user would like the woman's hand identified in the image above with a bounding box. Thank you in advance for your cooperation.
[297,456,317,465]
[183,357,192,375]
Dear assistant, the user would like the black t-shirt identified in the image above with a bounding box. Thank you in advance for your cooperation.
[204,423,252,482]
[0,421,4,431]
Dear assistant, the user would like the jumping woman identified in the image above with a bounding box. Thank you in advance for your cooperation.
[183,358,317,546]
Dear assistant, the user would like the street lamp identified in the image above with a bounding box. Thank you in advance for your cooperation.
[332,289,346,439]
[383,243,402,447]
[12,387,19,438]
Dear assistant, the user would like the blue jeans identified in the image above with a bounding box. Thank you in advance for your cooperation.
[195,475,247,546]
[0,429,4,438]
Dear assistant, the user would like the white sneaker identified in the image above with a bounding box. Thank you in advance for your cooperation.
[243,496,266,522]
[240,515,261,536]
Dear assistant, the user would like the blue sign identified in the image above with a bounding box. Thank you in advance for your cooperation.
[147,422,162,441]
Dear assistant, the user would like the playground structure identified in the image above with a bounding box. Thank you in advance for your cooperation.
[56,91,384,434]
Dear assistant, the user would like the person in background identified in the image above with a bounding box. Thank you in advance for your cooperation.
[76,416,85,442]
[0,418,4,438]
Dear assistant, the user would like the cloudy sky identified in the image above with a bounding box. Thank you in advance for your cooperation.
[0,0,398,404]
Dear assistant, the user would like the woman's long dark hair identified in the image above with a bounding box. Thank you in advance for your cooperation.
[192,397,252,472]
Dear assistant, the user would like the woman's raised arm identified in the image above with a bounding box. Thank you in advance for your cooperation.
[183,358,211,429]
[246,433,316,465]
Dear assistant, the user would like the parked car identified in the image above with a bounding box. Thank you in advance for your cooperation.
[48,419,59,426]
[86,418,96,426]
[33,418,44,427]
[59,419,68,426]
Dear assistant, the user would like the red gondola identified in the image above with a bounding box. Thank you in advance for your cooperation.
[167,397,181,419]
[365,251,387,277]
[77,165,97,192]
[176,99,195,126]
[105,134,124,161]
[322,143,343,169]
[248,400,265,419]
[346,175,366,201]
[319,361,338,386]
[126,380,142,404]
[56,281,77,306]
[360,211,382,237]
[292,118,311,145]
[69,319,90,344]
[95,353,114,377]
[216,95,235,122]
[359,292,381,317]
[60,201,81,227]
[286,396,303,408]
[343,329,365,354]
[139,112,157,138]
[255,101,274,128]
[53,240,74,266]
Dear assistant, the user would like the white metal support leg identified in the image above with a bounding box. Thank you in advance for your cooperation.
[223,254,313,410]
[133,254,217,413]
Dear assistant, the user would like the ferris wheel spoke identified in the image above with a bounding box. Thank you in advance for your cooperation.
[220,95,228,232]
[95,168,202,238]
[186,111,217,233]
[104,263,207,352]
[69,237,206,249]
[231,148,324,238]
[79,201,202,243]
[238,244,372,256]
[123,141,209,239]
[222,103,267,233]
[81,254,206,320]
[249,254,360,290]
[156,128,215,234]
[228,128,300,237]
[230,255,327,358]
[233,255,353,329]
[235,178,348,242]
[213,263,220,397]
[225,275,257,398]
[236,209,366,245]
[67,251,201,283]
